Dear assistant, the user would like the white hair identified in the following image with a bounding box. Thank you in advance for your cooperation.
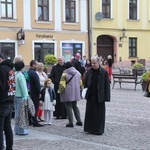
[91,56,101,63]
[13,55,23,63]
[58,56,64,60]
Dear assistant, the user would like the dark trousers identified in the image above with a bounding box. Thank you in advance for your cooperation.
[65,101,81,124]
[0,104,13,150]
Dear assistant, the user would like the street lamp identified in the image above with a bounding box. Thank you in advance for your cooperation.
[120,28,126,41]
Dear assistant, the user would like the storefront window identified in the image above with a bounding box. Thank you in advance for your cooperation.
[0,43,15,60]
[34,43,54,63]
[62,43,82,62]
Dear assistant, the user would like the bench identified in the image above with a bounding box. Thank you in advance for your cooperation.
[112,73,142,91]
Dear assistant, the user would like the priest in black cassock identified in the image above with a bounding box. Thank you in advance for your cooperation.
[83,56,110,135]
[49,56,67,119]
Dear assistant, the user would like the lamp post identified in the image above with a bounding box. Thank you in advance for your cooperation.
[120,28,126,41]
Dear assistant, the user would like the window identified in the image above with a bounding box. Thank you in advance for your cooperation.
[1,0,13,19]
[34,43,54,63]
[38,0,49,21]
[102,0,111,18]
[65,0,76,22]
[129,0,137,20]
[0,43,15,60]
[62,43,82,62]
[129,38,137,57]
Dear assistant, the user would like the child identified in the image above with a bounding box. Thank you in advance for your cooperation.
[40,78,56,125]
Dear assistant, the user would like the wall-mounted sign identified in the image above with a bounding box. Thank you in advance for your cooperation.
[36,34,53,38]
[17,29,25,40]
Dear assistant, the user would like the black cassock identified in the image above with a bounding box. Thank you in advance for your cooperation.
[84,68,105,135]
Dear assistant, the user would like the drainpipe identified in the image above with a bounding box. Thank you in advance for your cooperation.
[87,0,92,58]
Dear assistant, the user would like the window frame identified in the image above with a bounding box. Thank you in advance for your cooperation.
[36,0,52,22]
[102,0,111,19]
[32,40,57,62]
[65,0,76,22]
[129,38,137,58]
[129,0,137,20]
[63,0,79,23]
[38,0,49,21]
[0,0,14,19]
[0,40,17,60]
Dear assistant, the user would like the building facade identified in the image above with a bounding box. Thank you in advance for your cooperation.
[0,0,88,65]
[89,0,150,67]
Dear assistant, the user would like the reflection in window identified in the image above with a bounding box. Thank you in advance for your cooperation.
[102,0,111,18]
[129,38,137,57]
[0,43,15,60]
[34,43,54,63]
[129,0,137,20]
[65,0,75,22]
[38,0,49,21]
[1,0,13,19]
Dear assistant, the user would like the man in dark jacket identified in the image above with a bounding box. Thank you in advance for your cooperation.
[72,53,85,76]
[49,56,67,119]
[84,56,110,135]
[0,52,15,150]
[28,60,44,127]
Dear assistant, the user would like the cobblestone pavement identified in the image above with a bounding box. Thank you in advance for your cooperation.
[12,81,150,150]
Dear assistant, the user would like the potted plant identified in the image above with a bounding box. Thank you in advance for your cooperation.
[142,71,150,91]
[132,62,144,75]
[44,54,57,73]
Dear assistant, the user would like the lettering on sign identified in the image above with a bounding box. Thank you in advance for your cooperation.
[36,34,53,38]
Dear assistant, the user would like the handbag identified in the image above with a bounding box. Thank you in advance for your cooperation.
[81,88,88,99]
[143,82,150,98]
[26,96,35,116]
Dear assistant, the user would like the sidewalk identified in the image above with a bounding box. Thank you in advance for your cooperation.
[10,82,150,150]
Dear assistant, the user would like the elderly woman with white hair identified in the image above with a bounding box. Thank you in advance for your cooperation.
[83,56,110,135]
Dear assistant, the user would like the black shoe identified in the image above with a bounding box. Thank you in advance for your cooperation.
[76,122,83,126]
[60,116,67,119]
[33,123,44,127]
[55,116,60,119]
[90,131,103,135]
[66,123,74,127]
[38,117,45,122]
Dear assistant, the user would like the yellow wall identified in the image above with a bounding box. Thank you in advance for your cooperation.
[91,0,150,66]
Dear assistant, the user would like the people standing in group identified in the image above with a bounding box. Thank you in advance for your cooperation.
[84,59,91,71]
[72,53,85,76]
[83,56,110,135]
[40,78,56,125]
[36,62,47,122]
[13,55,30,92]
[14,61,30,135]
[81,55,87,67]
[107,55,113,83]
[28,60,44,127]
[0,52,15,150]
[49,56,67,119]
[58,62,83,127]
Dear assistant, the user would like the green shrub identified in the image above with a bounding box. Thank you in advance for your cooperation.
[132,62,144,69]
[142,71,150,81]
[44,54,57,65]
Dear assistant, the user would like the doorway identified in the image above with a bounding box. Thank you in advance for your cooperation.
[97,35,114,63]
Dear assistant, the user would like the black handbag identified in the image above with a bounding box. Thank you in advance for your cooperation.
[144,91,150,97]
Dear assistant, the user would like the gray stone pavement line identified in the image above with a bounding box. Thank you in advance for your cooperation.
[13,125,130,150]
[106,121,139,127]
[108,114,150,120]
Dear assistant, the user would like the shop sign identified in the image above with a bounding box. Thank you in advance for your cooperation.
[18,40,25,45]
[36,34,53,38]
